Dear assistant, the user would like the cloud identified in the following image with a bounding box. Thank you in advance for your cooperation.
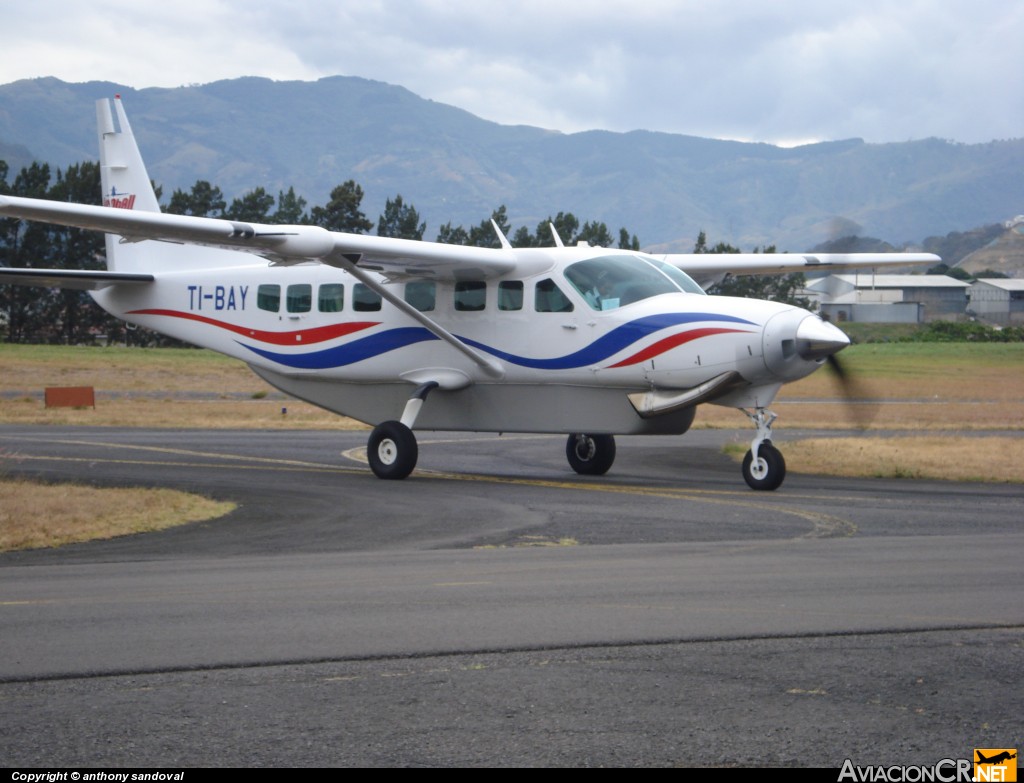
[2,0,1021,144]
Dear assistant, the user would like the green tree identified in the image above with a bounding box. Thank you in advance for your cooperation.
[576,220,614,248]
[1,161,125,344]
[926,262,973,281]
[1,162,55,342]
[310,180,373,234]
[693,230,708,254]
[467,206,511,248]
[700,235,810,308]
[272,187,308,224]
[618,227,640,251]
[535,212,579,247]
[166,180,226,217]
[436,221,470,245]
[511,225,536,248]
[377,194,426,240]
[45,162,114,344]
[226,187,275,222]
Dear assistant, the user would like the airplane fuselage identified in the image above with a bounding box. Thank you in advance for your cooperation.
[92,246,832,434]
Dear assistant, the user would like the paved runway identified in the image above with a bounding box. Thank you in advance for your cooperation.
[1,424,1021,766]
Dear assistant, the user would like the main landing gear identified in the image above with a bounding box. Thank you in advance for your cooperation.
[366,381,438,480]
[566,433,617,475]
[367,420,418,479]
[740,407,786,491]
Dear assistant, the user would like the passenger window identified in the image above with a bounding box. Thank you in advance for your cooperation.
[318,283,344,312]
[404,280,436,312]
[534,278,574,313]
[498,281,523,311]
[257,284,280,312]
[454,281,486,312]
[287,284,312,313]
[353,283,382,312]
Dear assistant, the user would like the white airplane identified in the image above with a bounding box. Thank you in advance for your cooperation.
[0,97,939,490]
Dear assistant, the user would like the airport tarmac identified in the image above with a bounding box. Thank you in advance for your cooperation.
[1,425,1021,766]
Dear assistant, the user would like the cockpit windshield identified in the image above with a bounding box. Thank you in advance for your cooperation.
[564,255,705,311]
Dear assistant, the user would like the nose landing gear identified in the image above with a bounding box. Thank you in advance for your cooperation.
[740,407,786,491]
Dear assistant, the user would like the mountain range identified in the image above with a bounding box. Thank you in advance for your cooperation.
[1,75,1021,252]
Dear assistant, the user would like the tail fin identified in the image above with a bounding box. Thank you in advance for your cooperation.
[97,96,162,216]
[96,97,246,273]
[96,96,167,273]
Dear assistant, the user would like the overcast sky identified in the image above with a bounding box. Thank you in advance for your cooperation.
[3,0,1020,145]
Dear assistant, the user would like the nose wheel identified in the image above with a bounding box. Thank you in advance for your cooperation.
[740,407,787,491]
[741,440,786,491]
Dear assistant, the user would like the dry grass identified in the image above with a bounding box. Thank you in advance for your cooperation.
[0,343,365,429]
[0,478,236,551]
[775,436,1024,483]
[694,400,1024,431]
[780,342,1024,403]
[0,396,365,429]
[0,343,261,393]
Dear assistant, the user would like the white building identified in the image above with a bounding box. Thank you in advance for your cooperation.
[806,274,970,323]
[968,278,1024,326]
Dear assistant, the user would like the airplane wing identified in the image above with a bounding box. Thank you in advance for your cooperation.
[657,251,940,287]
[0,193,510,377]
[0,267,154,290]
[0,195,516,279]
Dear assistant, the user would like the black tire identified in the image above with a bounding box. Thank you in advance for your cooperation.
[566,433,616,475]
[367,420,418,480]
[741,441,786,491]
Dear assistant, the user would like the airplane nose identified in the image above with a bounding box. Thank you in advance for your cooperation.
[795,315,850,361]
[762,309,851,381]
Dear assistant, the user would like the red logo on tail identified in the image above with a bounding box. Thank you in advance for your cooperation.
[103,193,136,210]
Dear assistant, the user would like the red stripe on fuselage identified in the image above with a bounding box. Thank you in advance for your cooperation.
[607,327,750,368]
[126,309,379,345]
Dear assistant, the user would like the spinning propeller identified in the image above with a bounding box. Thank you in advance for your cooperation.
[825,344,875,429]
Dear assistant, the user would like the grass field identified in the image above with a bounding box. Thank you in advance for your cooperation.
[3,342,1023,430]
[2,342,1022,550]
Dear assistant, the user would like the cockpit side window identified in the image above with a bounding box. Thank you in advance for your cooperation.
[565,255,691,310]
[647,259,706,295]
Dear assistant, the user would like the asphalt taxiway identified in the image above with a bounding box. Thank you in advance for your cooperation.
[1,425,1021,766]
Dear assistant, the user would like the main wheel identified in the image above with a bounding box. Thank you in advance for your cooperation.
[566,433,616,475]
[741,441,786,491]
[367,420,418,480]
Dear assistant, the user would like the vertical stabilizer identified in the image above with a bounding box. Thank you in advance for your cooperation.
[96,97,172,271]
[91,97,268,274]
[97,97,161,215]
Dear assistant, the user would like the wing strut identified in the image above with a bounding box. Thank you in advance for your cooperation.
[322,252,505,379]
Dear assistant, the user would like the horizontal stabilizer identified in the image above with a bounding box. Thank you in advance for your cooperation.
[0,267,154,290]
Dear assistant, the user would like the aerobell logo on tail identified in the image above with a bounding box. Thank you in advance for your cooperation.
[103,188,136,210]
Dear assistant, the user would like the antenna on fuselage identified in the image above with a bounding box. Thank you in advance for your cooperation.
[490,219,513,250]
[549,223,565,248]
